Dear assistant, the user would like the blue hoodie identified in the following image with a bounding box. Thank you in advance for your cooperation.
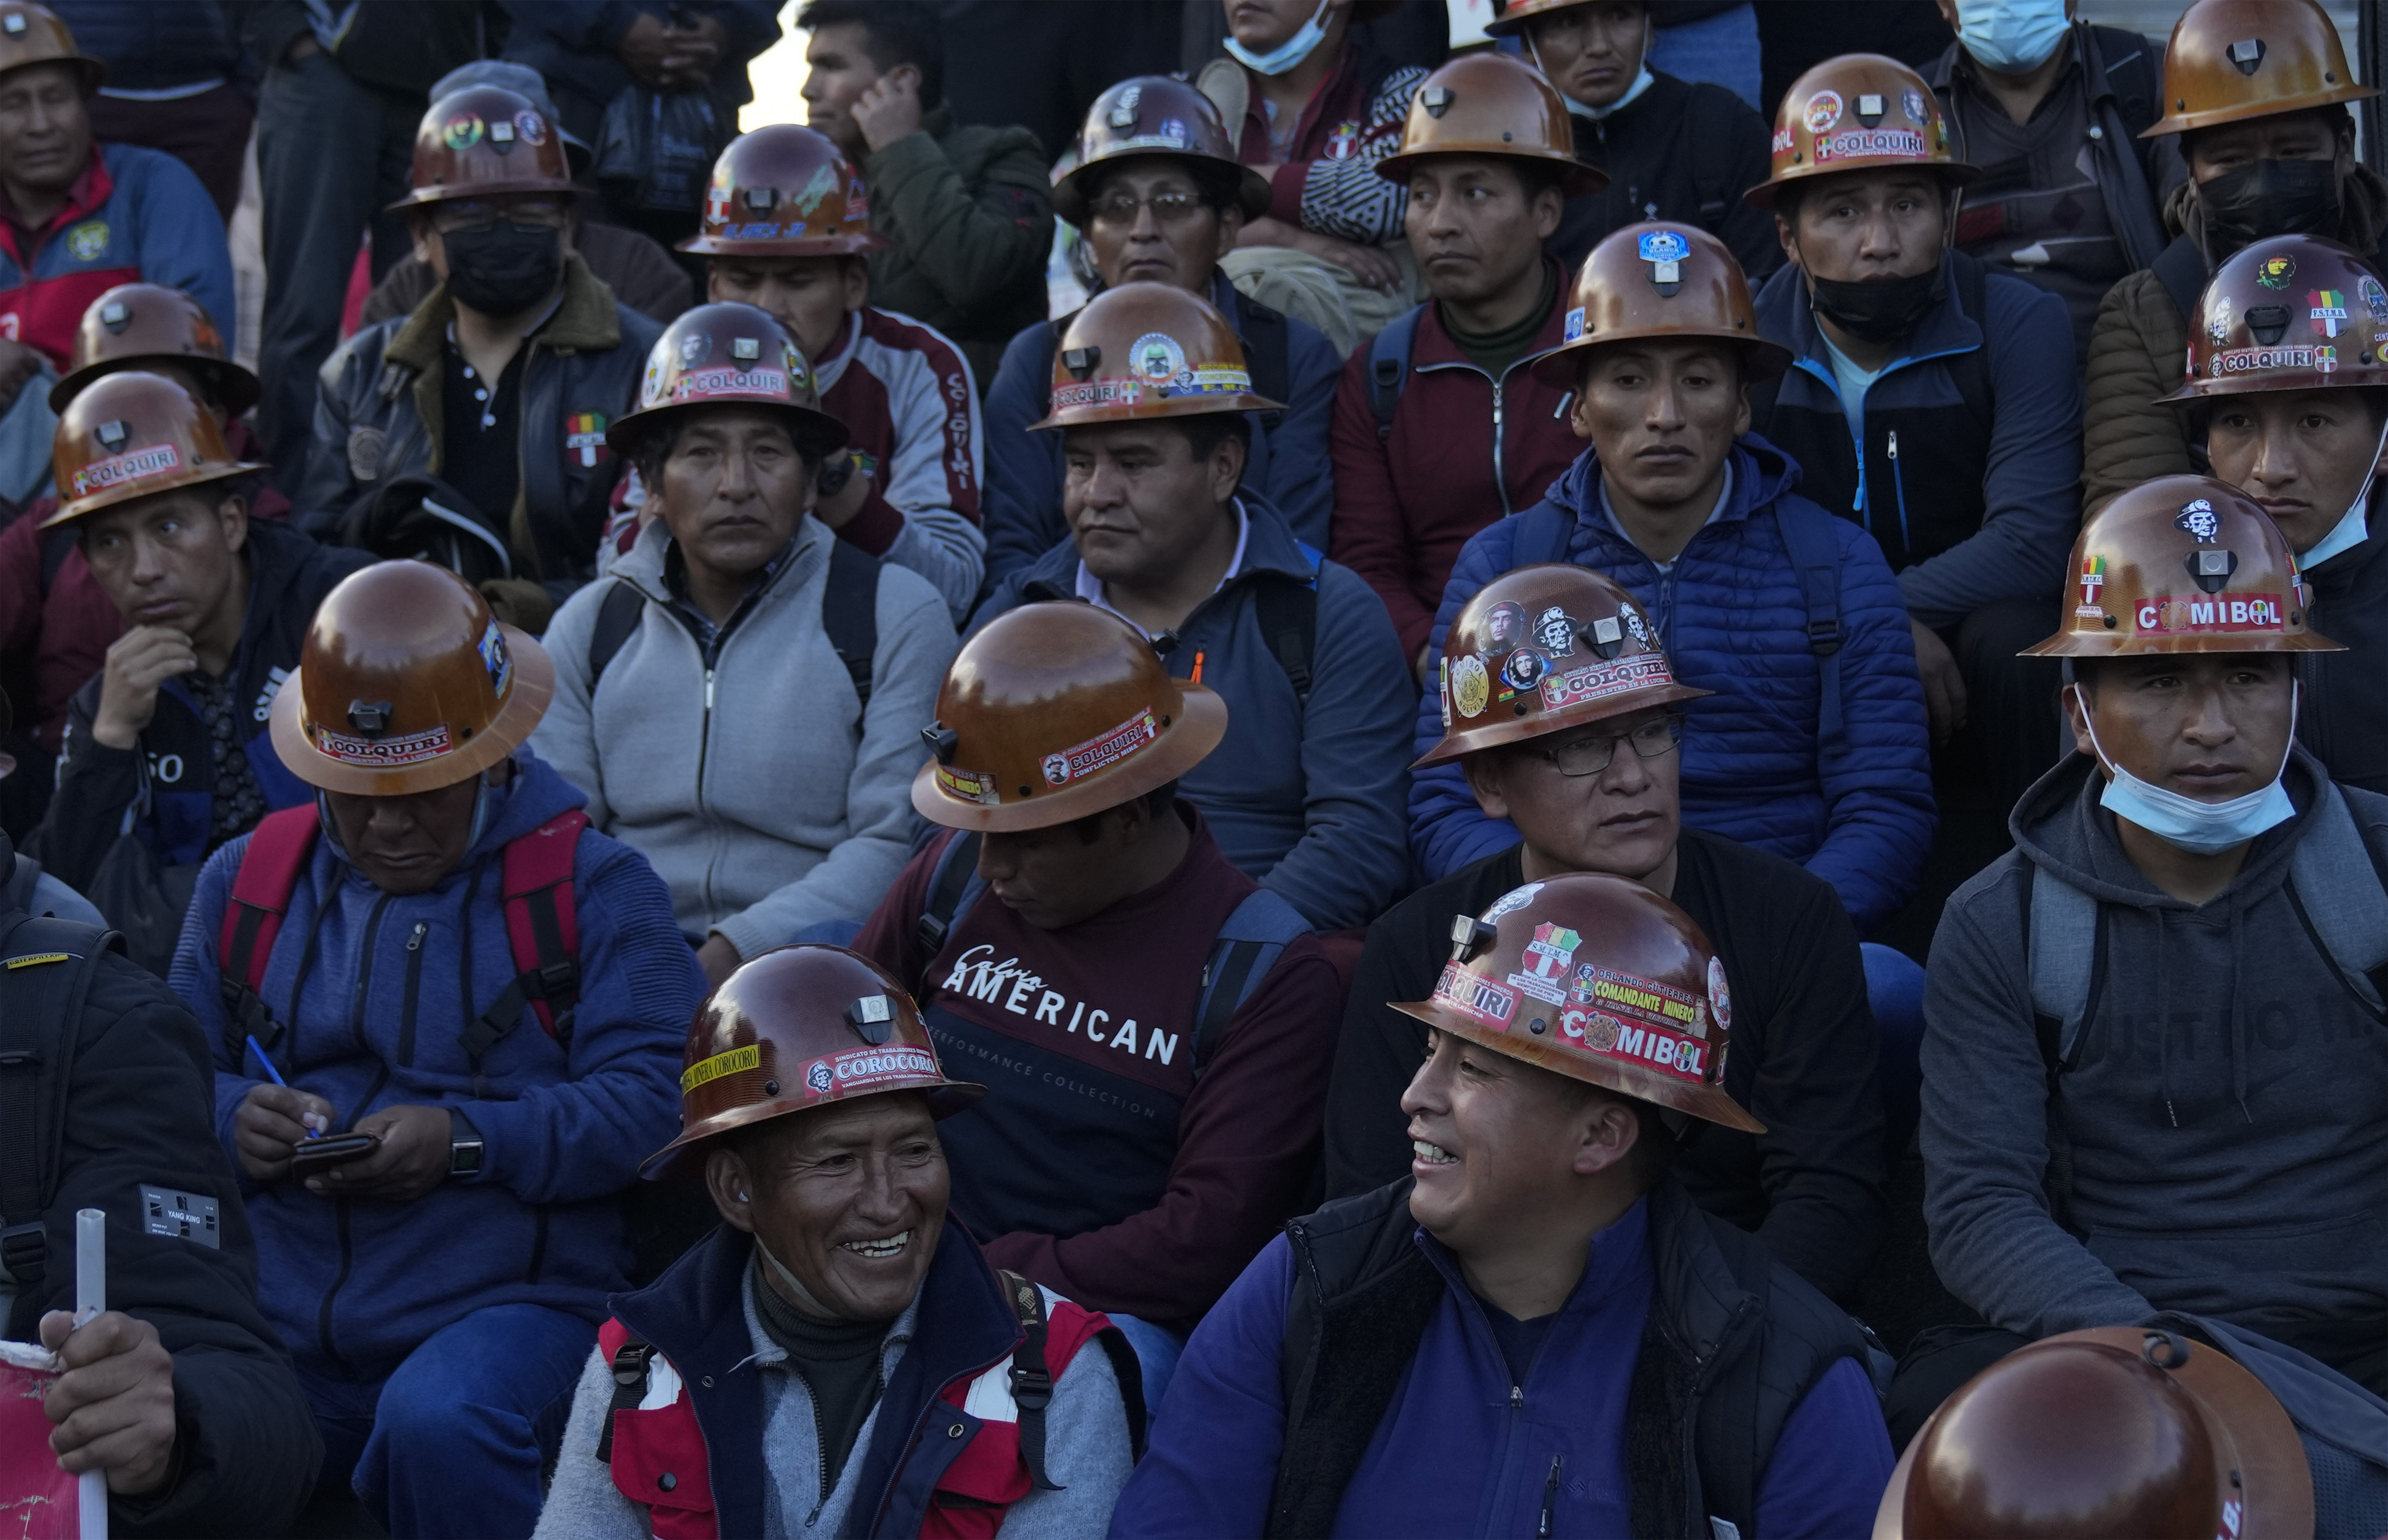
[1411,437,1935,934]
[170,751,704,1381]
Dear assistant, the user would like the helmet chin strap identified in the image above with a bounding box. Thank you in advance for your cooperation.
[753,1230,847,1320]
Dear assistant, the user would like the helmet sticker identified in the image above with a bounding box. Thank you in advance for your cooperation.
[1439,657,1452,729]
[1109,84,1142,129]
[1500,648,1547,692]
[1707,955,1732,1033]
[795,1044,940,1103]
[2256,254,2296,290]
[1572,966,1709,1080]
[2075,554,2106,619]
[2207,296,2233,344]
[1802,90,1843,133]
[2134,594,2284,635]
[477,619,512,699]
[1433,964,1520,1030]
[2209,344,2318,375]
[1621,606,1652,647]
[1506,921,1582,1005]
[673,365,790,402]
[1047,706,1161,787]
[1901,89,1927,125]
[640,353,668,408]
[314,722,455,767]
[1813,128,1926,163]
[1533,605,1575,655]
[678,331,710,367]
[441,115,484,150]
[1485,601,1526,651]
[1563,305,1587,342]
[1130,332,1187,385]
[681,1043,761,1094]
[71,441,179,500]
[1159,117,1188,147]
[1481,881,1544,922]
[806,1061,835,1094]
[2317,345,2339,373]
[515,111,548,147]
[2363,276,2388,324]
[936,761,1002,807]
[1450,653,1491,717]
[1540,653,1671,712]
[2310,289,2349,337]
[795,162,840,215]
[2175,498,2222,543]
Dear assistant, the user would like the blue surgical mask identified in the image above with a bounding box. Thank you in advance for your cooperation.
[1955,0,2070,75]
[2287,414,2387,568]
[1225,0,1334,76]
[2073,683,2298,856]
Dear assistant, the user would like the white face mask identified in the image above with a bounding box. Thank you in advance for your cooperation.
[2070,681,2298,857]
[1225,0,1335,76]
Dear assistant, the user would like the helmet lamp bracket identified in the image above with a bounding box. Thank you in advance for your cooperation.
[1449,913,1498,963]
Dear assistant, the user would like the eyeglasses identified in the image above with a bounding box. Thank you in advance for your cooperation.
[1089,191,1210,227]
[427,199,570,234]
[1528,715,1683,777]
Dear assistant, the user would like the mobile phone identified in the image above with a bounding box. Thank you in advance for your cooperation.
[290,1133,380,1177]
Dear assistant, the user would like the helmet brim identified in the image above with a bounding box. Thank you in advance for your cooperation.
[1527,329,1793,391]
[1389,999,1766,1134]
[1374,146,1606,198]
[2019,628,2347,658]
[268,622,555,794]
[41,457,267,529]
[1051,158,1275,225]
[605,396,852,459]
[1027,389,1286,432]
[1742,160,1979,212]
[2140,79,2379,139]
[677,231,891,257]
[2158,364,2388,405]
[911,680,1229,832]
[50,354,262,419]
[639,1076,988,1179]
[1413,680,1712,767]
[384,180,585,214]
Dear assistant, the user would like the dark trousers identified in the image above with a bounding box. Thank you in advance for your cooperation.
[88,83,254,224]
[254,50,421,488]
[1884,1324,2029,1451]
[1951,595,2068,820]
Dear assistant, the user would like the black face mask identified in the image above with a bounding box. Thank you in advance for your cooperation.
[442,221,564,316]
[2199,158,2342,264]
[1806,265,1946,347]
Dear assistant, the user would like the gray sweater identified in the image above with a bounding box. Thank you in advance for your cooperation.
[1922,749,2388,1342]
[530,517,956,958]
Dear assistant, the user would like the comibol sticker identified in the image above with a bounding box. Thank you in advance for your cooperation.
[1450,652,1491,718]
[1803,90,1842,133]
[442,115,484,150]
[2134,594,2285,634]
[1131,332,1187,385]
[1707,955,1732,1032]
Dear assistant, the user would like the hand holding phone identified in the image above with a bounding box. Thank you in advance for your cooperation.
[289,1134,382,1177]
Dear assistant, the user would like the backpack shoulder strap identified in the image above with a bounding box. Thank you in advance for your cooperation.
[1368,306,1424,441]
[822,539,881,709]
[1191,886,1312,1077]
[2090,25,2162,137]
[501,808,589,1042]
[2024,860,2104,1232]
[3,853,40,917]
[2283,783,2388,1017]
[591,1317,659,1466]
[1684,84,1734,224]
[216,806,322,1064]
[1250,552,1321,712]
[1768,498,1848,753]
[585,579,646,693]
[913,830,987,998]
[995,1270,1063,1491]
[0,911,119,1308]
[1946,251,1995,429]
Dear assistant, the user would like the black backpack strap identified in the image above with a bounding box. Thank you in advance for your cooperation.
[1770,500,1848,753]
[0,912,119,1310]
[2090,24,2162,137]
[1945,251,1995,430]
[1368,307,1423,441]
[913,831,985,995]
[585,579,646,693]
[1685,84,1733,224]
[3,853,40,917]
[1251,572,1319,711]
[591,1333,655,1464]
[997,1271,1062,1491]
[822,539,881,709]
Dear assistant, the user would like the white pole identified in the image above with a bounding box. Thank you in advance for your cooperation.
[74,1208,105,1540]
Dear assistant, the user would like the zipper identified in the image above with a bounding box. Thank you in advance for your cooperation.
[347,891,394,1050]
[1491,375,1510,516]
[317,1199,357,1372]
[696,664,717,919]
[1537,1453,1563,1538]
[1887,428,1912,556]
[397,921,428,1067]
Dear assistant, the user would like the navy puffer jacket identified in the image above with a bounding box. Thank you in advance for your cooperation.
[1409,436,1935,933]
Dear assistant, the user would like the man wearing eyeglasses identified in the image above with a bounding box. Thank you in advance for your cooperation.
[1323,563,1890,1306]
[295,84,663,630]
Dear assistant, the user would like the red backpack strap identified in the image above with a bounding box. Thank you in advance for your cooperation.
[592,1319,718,1540]
[213,806,320,1068]
[457,810,587,1095]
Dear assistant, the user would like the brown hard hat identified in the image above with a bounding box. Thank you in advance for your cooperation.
[1746,54,1977,211]
[2142,0,2374,139]
[1528,220,1791,389]
[913,601,1227,833]
[1877,1328,2312,1540]
[269,560,554,795]
[390,85,576,210]
[1481,0,1607,39]
[644,944,985,1176]
[0,2,101,90]
[1373,53,1604,197]
[679,124,888,258]
[51,284,259,418]
[44,371,263,529]
[1030,281,1282,430]
[1393,871,1763,1133]
[1053,76,1272,225]
[606,302,849,457]
[2025,474,2343,658]
[1415,564,1709,767]
[2164,234,2388,402]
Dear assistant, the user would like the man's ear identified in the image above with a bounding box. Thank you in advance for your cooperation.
[1461,749,1511,820]
[410,217,440,272]
[1532,185,1565,242]
[2062,677,2099,763]
[1214,202,1247,255]
[1733,377,1752,439]
[1207,430,1247,505]
[840,255,871,314]
[215,492,248,554]
[1569,1094,1641,1180]
[1773,211,1799,271]
[706,1145,759,1234]
[885,61,923,94]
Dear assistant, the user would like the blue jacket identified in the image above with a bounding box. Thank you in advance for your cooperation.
[1110,1189,1891,1539]
[1752,251,2081,629]
[170,752,704,1380]
[972,490,1415,931]
[980,270,1340,580]
[1412,439,1934,934]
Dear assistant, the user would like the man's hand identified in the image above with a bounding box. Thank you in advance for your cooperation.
[306,1105,452,1203]
[39,1310,177,1497]
[697,933,742,988]
[1910,615,1969,748]
[616,11,681,86]
[91,626,199,750]
[232,1082,333,1183]
[1238,217,1405,295]
[851,71,925,153]
[0,336,44,417]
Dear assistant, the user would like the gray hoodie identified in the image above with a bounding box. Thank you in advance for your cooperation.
[1922,749,2388,1344]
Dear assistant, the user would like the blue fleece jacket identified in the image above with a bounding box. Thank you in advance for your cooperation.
[1109,1198,1891,1539]
[1412,438,1934,933]
[980,270,1340,580]
[971,490,1415,931]
[170,751,703,1382]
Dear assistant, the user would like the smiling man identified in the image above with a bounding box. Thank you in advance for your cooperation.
[533,944,1137,1539]
[1904,476,2388,1436]
[1112,872,1890,1540]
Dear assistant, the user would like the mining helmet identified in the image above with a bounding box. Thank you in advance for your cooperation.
[0,3,100,91]
[1746,53,1977,211]
[2164,234,2388,400]
[2142,0,2374,138]
[1030,281,1281,430]
[679,124,887,258]
[1529,221,1790,389]
[390,84,576,210]
[1394,871,1763,1133]
[913,601,1227,833]
[45,371,263,529]
[605,302,849,458]
[1481,0,1606,38]
[51,284,259,417]
[269,560,554,795]
[644,944,984,1176]
[1879,1327,2312,1540]
[1416,564,1708,767]
[1052,76,1272,224]
[1373,53,1604,196]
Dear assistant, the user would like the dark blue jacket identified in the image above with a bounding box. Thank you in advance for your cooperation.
[1751,250,2081,629]
[972,490,1414,931]
[496,0,782,142]
[980,270,1340,581]
[1411,439,1934,934]
[170,752,703,1380]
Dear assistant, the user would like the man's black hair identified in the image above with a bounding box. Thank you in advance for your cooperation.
[1068,781,1178,845]
[796,0,944,111]
[1169,410,1250,466]
[628,413,845,492]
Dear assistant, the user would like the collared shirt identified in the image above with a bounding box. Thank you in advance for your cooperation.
[1072,499,1252,636]
[437,295,560,526]
[663,535,796,656]
[1602,460,1733,574]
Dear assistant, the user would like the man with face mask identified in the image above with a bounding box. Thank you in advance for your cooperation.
[1904,476,2388,1435]
[1922,0,2180,368]
[2082,0,2387,512]
[1748,53,2084,808]
[296,84,664,630]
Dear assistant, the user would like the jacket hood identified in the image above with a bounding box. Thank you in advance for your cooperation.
[1543,433,1806,529]
[2162,161,2388,250]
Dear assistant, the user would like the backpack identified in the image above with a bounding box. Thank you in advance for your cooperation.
[585,539,882,707]
[215,804,589,1095]
[0,906,119,1322]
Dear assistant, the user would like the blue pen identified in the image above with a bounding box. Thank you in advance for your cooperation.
[247,1036,319,1138]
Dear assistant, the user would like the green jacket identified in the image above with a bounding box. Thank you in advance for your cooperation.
[864,105,1054,387]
